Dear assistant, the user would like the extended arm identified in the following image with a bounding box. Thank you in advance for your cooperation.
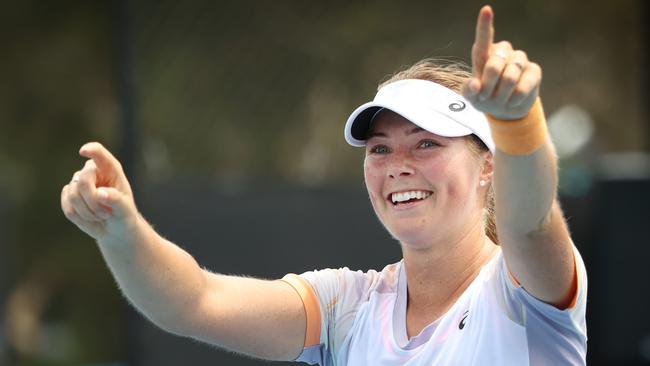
[61,142,306,360]
[462,6,576,309]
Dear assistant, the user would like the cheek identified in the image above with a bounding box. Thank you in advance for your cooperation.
[363,158,380,186]
[418,158,448,187]
[438,161,480,203]
[364,159,385,204]
[422,156,473,198]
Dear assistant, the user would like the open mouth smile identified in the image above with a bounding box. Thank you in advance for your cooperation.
[388,190,433,206]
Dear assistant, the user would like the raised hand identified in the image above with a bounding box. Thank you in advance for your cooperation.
[462,5,541,120]
[61,142,139,240]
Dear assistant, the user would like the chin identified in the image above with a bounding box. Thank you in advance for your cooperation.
[384,219,436,248]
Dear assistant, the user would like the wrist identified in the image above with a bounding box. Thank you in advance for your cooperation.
[97,213,150,248]
[486,98,548,155]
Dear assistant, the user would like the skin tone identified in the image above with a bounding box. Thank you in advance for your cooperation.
[364,117,490,249]
[60,5,576,360]
[364,112,498,336]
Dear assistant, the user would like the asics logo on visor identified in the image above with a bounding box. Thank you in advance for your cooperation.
[449,100,466,112]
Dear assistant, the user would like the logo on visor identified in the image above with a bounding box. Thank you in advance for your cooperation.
[449,100,466,112]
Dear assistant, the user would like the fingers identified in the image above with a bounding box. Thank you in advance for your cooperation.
[62,183,95,222]
[63,142,124,222]
[61,184,104,237]
[467,5,542,119]
[492,50,528,104]
[79,142,124,184]
[462,77,482,99]
[63,162,110,222]
[61,171,129,232]
[508,62,541,107]
[78,141,133,201]
[472,5,494,76]
[475,47,536,105]
[478,41,513,101]
[62,142,138,241]
[77,160,111,219]
[95,187,129,218]
[464,46,541,120]
[65,172,98,221]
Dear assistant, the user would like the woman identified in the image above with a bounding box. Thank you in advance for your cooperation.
[61,6,587,365]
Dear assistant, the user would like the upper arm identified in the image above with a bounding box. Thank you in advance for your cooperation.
[178,272,307,361]
[498,198,577,309]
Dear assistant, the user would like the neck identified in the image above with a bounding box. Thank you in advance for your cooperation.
[400,217,497,329]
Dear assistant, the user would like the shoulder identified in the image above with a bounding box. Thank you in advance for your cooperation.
[285,261,403,363]
[483,245,587,329]
[298,261,402,299]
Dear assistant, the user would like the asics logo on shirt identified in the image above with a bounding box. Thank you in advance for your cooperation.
[459,310,469,330]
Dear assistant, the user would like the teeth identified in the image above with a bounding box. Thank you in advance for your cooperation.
[391,190,431,203]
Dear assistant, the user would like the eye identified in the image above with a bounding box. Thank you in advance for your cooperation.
[369,144,391,154]
[418,139,439,149]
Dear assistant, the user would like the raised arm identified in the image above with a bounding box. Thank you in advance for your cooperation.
[60,142,307,360]
[462,6,576,309]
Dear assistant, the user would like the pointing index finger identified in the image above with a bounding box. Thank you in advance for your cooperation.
[79,142,122,177]
[472,5,495,76]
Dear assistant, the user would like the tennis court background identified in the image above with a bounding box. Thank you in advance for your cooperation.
[1,0,649,365]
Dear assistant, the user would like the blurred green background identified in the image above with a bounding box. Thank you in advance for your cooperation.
[1,0,648,365]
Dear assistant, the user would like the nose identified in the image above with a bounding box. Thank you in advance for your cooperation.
[387,156,415,179]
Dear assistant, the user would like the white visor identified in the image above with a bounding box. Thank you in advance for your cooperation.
[344,79,495,153]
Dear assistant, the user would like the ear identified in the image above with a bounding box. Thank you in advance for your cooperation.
[480,152,494,183]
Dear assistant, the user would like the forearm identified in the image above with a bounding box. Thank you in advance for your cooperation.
[96,215,207,334]
[489,99,560,237]
[493,137,559,237]
[97,221,308,359]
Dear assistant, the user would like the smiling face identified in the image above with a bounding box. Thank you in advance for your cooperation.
[363,110,492,249]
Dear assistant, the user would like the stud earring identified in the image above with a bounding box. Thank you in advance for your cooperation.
[479,180,487,187]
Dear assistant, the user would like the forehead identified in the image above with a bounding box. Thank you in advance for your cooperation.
[367,109,422,135]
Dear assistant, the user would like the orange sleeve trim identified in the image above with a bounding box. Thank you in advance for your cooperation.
[566,250,580,309]
[281,274,321,348]
[487,98,548,156]
[506,249,580,310]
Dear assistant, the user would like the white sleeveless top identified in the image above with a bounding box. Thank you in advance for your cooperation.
[286,247,587,365]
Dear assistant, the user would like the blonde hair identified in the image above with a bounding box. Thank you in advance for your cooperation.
[380,58,498,244]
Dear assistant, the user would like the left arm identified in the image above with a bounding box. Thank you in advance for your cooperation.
[463,6,576,309]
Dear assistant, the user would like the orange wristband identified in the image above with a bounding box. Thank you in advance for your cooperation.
[486,99,548,155]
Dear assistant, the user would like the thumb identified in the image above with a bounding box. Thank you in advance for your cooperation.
[97,186,134,219]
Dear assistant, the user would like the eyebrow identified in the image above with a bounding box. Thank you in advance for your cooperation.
[366,126,426,139]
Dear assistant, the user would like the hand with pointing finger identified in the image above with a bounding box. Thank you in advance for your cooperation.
[61,142,139,241]
[462,5,542,120]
